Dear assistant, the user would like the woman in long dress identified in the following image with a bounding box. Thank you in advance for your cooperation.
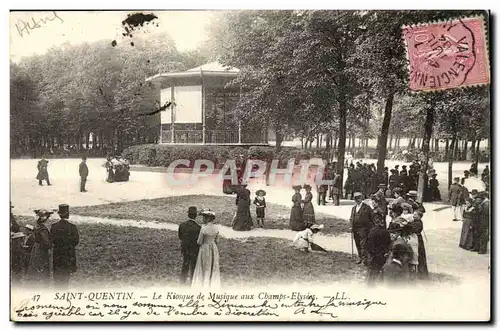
[408,210,429,279]
[290,185,305,231]
[191,210,221,289]
[302,184,315,226]
[459,198,478,251]
[232,185,253,231]
[27,210,52,285]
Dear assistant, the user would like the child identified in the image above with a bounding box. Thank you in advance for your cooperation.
[253,189,267,227]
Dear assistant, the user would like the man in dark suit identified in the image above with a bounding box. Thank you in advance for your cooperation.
[178,206,201,285]
[36,156,51,186]
[79,156,89,192]
[51,204,80,289]
[477,192,490,254]
[373,184,388,216]
[349,192,375,265]
[448,177,464,222]
[332,171,342,206]
[366,224,391,286]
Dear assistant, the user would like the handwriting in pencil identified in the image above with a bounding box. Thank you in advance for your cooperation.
[15,11,64,37]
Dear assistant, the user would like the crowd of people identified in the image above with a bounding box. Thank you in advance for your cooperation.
[10,203,80,289]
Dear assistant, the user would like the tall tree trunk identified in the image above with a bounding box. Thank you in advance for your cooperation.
[470,137,476,159]
[85,133,89,150]
[454,137,459,161]
[337,99,347,189]
[376,92,394,177]
[463,140,468,161]
[444,138,449,156]
[275,130,284,152]
[417,105,434,203]
[316,134,320,149]
[475,139,481,165]
[301,136,304,149]
[388,134,393,150]
[434,138,440,152]
[448,133,457,189]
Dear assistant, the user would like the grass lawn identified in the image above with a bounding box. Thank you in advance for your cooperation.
[71,195,350,235]
[13,217,364,288]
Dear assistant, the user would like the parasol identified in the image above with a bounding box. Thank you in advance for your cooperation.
[310,242,328,252]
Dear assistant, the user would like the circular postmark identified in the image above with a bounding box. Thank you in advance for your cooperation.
[403,19,478,91]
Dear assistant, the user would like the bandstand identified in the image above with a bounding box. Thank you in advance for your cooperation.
[145,62,268,145]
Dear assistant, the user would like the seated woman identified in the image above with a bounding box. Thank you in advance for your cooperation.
[292,224,324,252]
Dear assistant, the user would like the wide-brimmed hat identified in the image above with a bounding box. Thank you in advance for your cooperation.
[25,224,34,231]
[303,184,312,190]
[408,190,418,196]
[256,189,266,196]
[387,222,403,233]
[400,203,413,212]
[471,189,479,195]
[310,224,324,231]
[58,204,69,216]
[353,192,363,199]
[199,209,216,218]
[292,185,302,190]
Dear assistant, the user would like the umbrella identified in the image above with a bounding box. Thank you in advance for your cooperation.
[310,242,328,252]
[463,177,486,192]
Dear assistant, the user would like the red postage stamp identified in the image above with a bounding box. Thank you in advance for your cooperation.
[402,16,490,92]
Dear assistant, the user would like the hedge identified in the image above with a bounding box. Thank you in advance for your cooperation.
[122,144,327,168]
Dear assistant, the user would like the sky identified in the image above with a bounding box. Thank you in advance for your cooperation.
[9,11,215,62]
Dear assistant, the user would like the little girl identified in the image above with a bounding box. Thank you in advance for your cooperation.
[253,190,267,227]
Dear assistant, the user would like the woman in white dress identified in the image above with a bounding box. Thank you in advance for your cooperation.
[292,224,324,252]
[191,210,221,289]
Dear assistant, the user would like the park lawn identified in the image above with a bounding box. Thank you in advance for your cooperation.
[13,217,364,288]
[71,195,350,235]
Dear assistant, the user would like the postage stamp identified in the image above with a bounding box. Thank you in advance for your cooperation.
[403,16,490,92]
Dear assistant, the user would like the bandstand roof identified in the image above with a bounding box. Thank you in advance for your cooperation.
[145,61,239,83]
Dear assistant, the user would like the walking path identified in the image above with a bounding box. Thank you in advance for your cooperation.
[11,158,490,285]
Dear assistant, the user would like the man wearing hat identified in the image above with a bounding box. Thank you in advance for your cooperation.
[36,155,51,186]
[388,169,399,192]
[331,170,342,206]
[349,192,375,265]
[178,206,201,284]
[374,184,388,217]
[476,192,490,254]
[448,177,464,222]
[429,173,441,201]
[79,156,89,192]
[51,204,80,289]
[406,190,426,214]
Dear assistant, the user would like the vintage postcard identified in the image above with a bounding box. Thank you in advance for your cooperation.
[9,10,491,322]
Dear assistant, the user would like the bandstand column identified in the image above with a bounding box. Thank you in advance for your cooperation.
[170,86,175,143]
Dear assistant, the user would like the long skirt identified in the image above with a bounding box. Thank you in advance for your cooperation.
[290,206,305,231]
[191,243,221,289]
[232,206,253,231]
[27,243,51,285]
[416,234,429,279]
[459,217,475,250]
[302,202,315,225]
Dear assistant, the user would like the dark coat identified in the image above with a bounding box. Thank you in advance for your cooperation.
[382,260,409,285]
[448,183,464,206]
[349,203,375,230]
[374,190,388,214]
[367,227,391,266]
[51,219,79,273]
[79,162,89,178]
[36,159,49,180]
[479,200,490,231]
[178,219,201,256]
[405,219,428,278]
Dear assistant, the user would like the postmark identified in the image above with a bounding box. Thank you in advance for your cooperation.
[402,16,490,92]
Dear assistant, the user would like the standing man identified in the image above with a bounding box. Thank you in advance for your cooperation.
[374,184,388,217]
[349,192,375,265]
[51,204,80,289]
[79,156,89,192]
[36,156,51,186]
[477,192,490,254]
[178,206,201,285]
[332,170,342,206]
[449,177,464,222]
